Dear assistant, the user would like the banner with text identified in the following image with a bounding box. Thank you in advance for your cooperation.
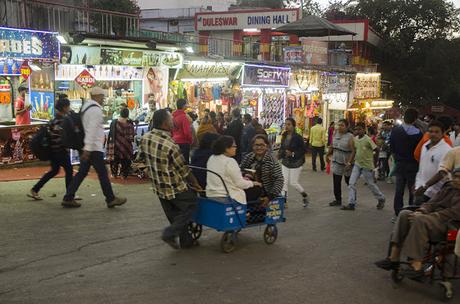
[0,27,59,60]
[354,73,381,99]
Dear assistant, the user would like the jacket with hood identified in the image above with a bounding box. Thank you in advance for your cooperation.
[172,109,193,145]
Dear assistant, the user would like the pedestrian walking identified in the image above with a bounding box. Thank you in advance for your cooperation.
[279,118,309,207]
[241,113,256,158]
[342,123,386,211]
[62,87,127,208]
[390,109,423,216]
[225,108,244,163]
[107,107,135,179]
[140,109,202,249]
[326,119,354,207]
[28,97,73,200]
[309,117,326,171]
[414,120,451,205]
[378,121,392,182]
[172,98,193,164]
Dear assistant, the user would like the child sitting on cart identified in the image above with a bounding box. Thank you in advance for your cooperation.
[240,135,284,223]
[375,167,460,279]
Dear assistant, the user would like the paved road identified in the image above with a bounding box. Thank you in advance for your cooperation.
[0,169,458,304]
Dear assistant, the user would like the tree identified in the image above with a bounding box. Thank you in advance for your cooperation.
[90,0,140,14]
[284,0,323,16]
[88,0,140,36]
[235,0,284,8]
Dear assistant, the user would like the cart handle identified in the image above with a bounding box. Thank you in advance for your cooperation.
[189,165,231,199]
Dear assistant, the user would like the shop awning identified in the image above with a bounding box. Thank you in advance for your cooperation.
[275,15,357,38]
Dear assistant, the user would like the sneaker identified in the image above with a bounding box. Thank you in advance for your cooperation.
[61,200,81,208]
[27,190,43,201]
[386,177,394,184]
[107,197,127,208]
[341,204,355,211]
[302,195,310,208]
[377,199,385,210]
[74,195,83,201]
[161,236,180,250]
[329,200,341,207]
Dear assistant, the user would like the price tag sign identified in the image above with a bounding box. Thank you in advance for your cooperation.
[75,69,96,89]
[20,61,31,80]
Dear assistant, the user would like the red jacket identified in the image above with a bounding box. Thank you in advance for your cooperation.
[172,109,193,144]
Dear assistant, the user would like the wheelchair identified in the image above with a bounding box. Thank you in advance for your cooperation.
[389,207,460,301]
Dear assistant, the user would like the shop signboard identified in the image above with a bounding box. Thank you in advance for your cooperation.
[0,27,59,60]
[196,9,299,31]
[177,61,242,79]
[75,69,96,89]
[325,74,350,94]
[243,64,290,87]
[283,46,304,64]
[20,61,31,80]
[302,40,328,65]
[60,45,183,68]
[354,73,381,99]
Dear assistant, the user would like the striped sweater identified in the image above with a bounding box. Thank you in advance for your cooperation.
[240,152,284,200]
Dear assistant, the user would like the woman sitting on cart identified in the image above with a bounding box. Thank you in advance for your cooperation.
[206,135,262,204]
[240,134,284,206]
[375,167,460,279]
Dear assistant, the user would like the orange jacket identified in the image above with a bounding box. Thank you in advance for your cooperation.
[414,133,453,162]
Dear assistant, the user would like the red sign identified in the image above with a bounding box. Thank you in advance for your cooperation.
[20,61,31,81]
[75,69,96,89]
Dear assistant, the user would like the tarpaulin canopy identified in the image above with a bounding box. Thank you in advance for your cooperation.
[275,15,357,37]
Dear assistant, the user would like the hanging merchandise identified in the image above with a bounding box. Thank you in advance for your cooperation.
[261,88,286,128]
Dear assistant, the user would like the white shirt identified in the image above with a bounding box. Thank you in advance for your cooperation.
[81,100,105,152]
[416,139,452,198]
[451,132,460,147]
[206,154,254,204]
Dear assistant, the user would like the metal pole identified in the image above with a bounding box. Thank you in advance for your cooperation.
[300,0,304,19]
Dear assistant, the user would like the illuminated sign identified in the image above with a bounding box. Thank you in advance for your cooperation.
[196,9,298,31]
[242,64,290,87]
[20,61,31,80]
[0,27,59,60]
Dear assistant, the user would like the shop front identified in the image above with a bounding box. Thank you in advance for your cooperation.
[173,59,243,117]
[56,45,182,123]
[0,27,60,166]
[241,63,290,129]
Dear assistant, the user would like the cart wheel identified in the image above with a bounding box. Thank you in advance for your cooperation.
[188,223,202,241]
[391,269,404,284]
[439,281,454,301]
[264,225,278,245]
[221,231,236,253]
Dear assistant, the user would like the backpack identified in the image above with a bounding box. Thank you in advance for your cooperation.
[29,124,51,161]
[61,104,98,150]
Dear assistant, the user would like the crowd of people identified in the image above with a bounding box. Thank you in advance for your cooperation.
[25,92,460,252]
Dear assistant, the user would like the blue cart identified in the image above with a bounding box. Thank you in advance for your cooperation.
[189,166,286,253]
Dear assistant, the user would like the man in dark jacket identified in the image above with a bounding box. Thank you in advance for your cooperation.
[241,113,256,158]
[390,108,423,216]
[225,108,244,163]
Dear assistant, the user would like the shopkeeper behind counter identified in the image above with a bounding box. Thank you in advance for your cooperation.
[111,90,126,120]
[15,86,31,125]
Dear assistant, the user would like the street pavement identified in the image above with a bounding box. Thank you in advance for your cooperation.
[0,167,458,304]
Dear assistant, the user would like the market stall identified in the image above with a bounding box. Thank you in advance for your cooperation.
[241,64,290,127]
[0,26,60,166]
[172,60,243,116]
[56,45,182,122]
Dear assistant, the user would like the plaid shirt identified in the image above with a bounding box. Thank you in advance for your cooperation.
[140,129,190,200]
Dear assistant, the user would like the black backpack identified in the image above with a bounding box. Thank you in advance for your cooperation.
[61,104,98,150]
[30,124,51,161]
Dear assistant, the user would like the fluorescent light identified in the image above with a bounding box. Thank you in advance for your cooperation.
[181,77,229,82]
[243,28,260,33]
[185,46,194,53]
[56,35,67,44]
[29,63,42,71]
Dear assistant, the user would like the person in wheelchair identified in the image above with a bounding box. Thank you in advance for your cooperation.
[375,167,460,279]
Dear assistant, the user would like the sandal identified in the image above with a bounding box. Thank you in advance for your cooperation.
[27,190,43,201]
[375,258,399,271]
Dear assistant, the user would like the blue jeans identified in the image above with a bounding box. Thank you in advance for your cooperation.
[348,164,385,206]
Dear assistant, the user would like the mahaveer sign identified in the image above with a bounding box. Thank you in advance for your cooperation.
[75,69,96,89]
